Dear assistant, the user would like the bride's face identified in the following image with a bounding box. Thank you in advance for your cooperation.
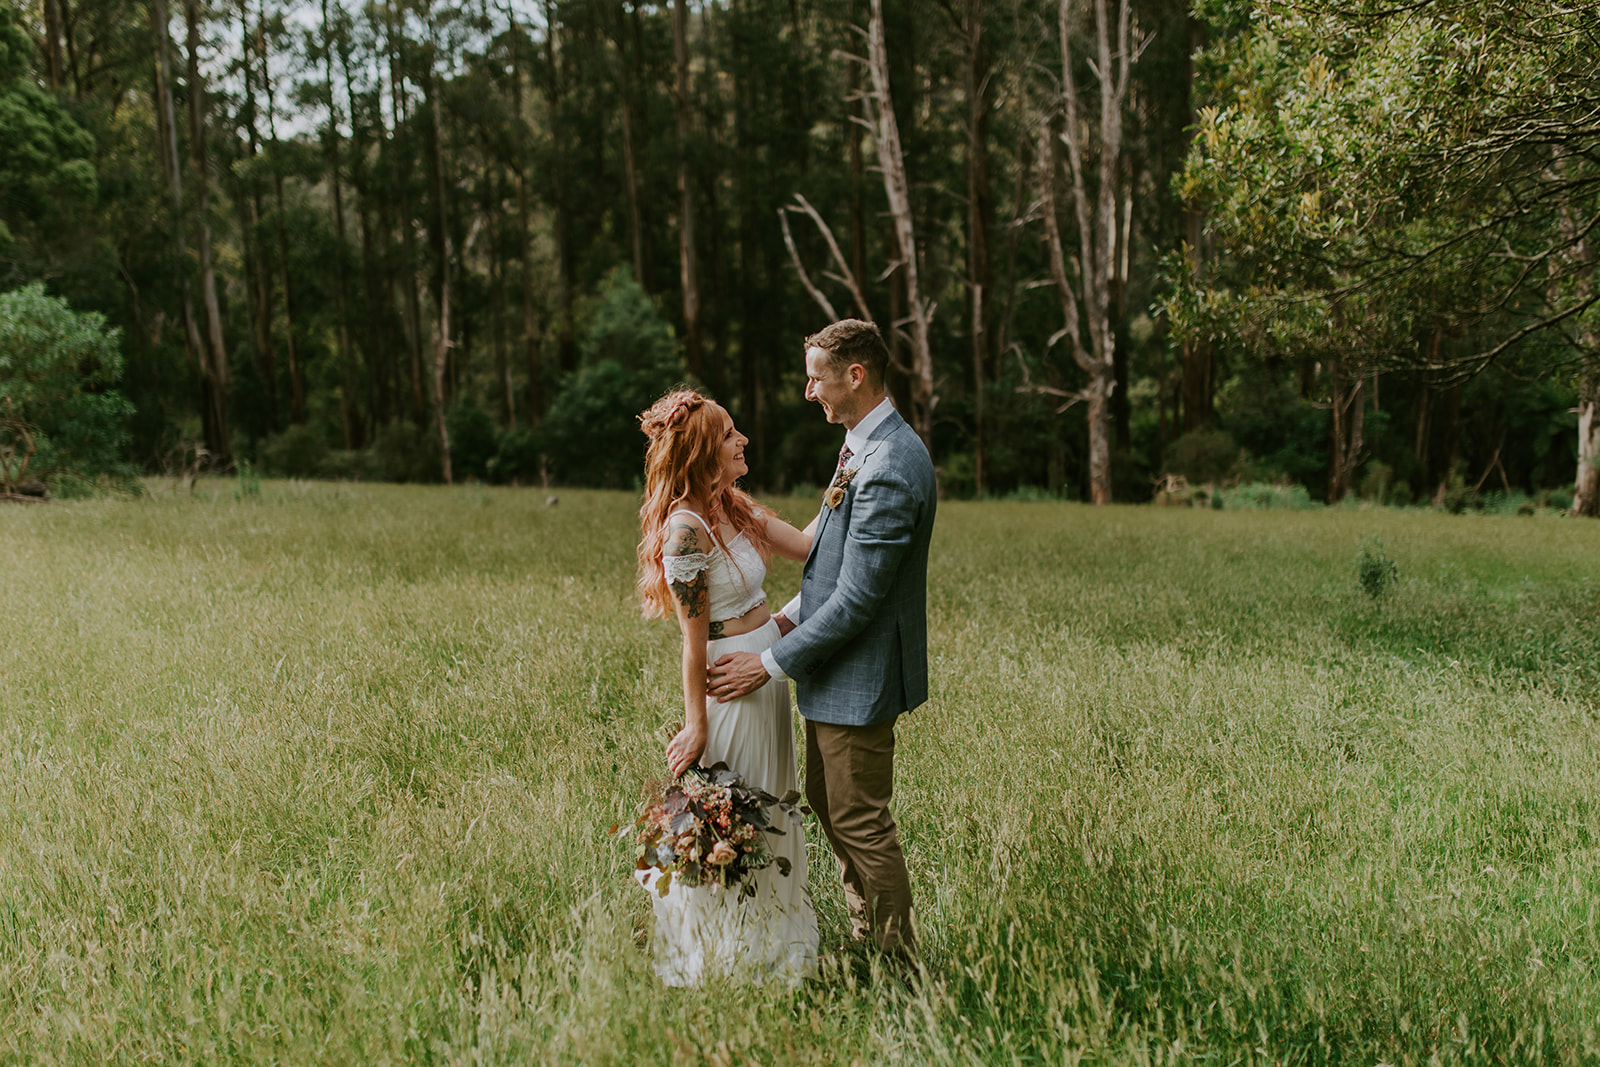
[715,408,749,486]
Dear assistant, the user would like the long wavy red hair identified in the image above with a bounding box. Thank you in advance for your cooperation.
[636,390,774,619]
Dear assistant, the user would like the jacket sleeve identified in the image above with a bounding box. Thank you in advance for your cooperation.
[769,463,918,679]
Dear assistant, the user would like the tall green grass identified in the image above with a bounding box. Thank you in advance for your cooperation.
[1,483,1596,1064]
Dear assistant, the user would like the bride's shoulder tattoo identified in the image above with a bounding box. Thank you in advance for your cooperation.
[668,521,701,556]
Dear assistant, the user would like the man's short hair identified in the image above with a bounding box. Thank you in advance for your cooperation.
[805,319,888,387]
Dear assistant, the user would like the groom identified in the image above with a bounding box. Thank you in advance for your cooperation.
[708,319,936,958]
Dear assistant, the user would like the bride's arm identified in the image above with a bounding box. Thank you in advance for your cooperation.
[763,509,815,562]
[663,522,712,777]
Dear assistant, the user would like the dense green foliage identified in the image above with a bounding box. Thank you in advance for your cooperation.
[1,0,1595,507]
[1171,0,1599,505]
[1,486,1597,1062]
[0,282,133,491]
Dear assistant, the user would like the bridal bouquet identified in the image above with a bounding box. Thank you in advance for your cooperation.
[626,762,802,896]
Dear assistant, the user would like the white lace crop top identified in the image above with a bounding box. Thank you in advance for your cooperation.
[662,509,768,623]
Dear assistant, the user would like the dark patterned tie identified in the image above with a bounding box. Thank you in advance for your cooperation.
[838,443,853,468]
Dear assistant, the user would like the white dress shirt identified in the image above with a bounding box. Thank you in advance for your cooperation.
[760,396,895,682]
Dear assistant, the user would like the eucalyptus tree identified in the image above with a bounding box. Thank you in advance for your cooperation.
[1036,0,1146,504]
[1171,0,1600,509]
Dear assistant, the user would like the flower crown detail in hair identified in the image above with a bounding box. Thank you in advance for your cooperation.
[640,391,707,438]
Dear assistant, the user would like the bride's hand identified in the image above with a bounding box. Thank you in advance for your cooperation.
[666,721,707,778]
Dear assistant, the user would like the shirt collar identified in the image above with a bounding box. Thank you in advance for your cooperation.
[843,396,894,461]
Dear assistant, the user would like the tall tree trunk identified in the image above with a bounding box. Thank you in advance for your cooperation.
[321,0,359,449]
[1576,369,1600,517]
[1326,358,1366,504]
[847,0,867,309]
[1557,196,1599,516]
[262,21,304,427]
[489,168,515,429]
[1179,12,1211,433]
[673,0,703,381]
[542,0,576,373]
[239,1,277,428]
[1110,160,1132,454]
[995,126,1028,377]
[427,61,453,484]
[615,4,646,290]
[961,0,992,495]
[731,0,766,479]
[865,0,933,447]
[183,0,232,463]
[340,24,391,426]
[1432,383,1462,501]
[506,10,542,424]
[150,0,210,459]
[43,0,64,89]
[387,4,427,425]
[1046,0,1138,505]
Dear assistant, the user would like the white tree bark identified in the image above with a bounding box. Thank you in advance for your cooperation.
[1041,0,1140,505]
[1577,369,1599,516]
[863,0,934,446]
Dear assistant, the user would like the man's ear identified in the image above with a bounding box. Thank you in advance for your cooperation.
[849,363,866,388]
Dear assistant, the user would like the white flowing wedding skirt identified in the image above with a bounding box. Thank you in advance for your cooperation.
[637,618,819,986]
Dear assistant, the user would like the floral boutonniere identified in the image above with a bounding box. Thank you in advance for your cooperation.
[824,464,860,510]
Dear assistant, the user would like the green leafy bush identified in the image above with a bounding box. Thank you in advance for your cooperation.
[446,400,499,482]
[543,269,682,489]
[1359,460,1394,503]
[489,426,543,485]
[258,424,327,478]
[1354,535,1398,599]
[0,283,133,492]
[1163,429,1239,485]
[1213,482,1314,510]
[369,420,439,483]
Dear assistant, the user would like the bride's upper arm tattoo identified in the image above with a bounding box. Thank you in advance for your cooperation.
[670,569,708,618]
[666,521,708,619]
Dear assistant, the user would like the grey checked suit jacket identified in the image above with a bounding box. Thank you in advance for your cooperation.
[769,407,936,726]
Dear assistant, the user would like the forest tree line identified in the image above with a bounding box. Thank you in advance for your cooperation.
[2,0,1596,512]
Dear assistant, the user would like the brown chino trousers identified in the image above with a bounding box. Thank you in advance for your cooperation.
[805,717,916,956]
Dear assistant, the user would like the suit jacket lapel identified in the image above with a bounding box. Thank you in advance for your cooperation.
[806,407,907,570]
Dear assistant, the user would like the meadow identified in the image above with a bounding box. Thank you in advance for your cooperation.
[1,482,1597,1065]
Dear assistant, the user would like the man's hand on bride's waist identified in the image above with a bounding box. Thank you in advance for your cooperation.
[707,651,770,702]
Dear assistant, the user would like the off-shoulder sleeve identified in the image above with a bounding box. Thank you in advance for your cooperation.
[663,551,713,585]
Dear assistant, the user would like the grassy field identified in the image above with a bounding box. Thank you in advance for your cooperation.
[1,482,1598,1065]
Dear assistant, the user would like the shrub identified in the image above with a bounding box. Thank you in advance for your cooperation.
[938,452,977,499]
[489,426,543,485]
[1163,429,1239,485]
[543,361,652,489]
[1354,535,1399,599]
[1359,460,1394,503]
[0,283,134,491]
[544,269,683,488]
[258,424,327,478]
[1213,482,1314,510]
[370,420,439,483]
[234,458,261,499]
[318,449,382,482]
[446,400,499,482]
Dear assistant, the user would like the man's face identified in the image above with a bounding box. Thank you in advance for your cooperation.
[803,346,857,425]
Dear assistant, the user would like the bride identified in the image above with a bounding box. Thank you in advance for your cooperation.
[634,389,819,985]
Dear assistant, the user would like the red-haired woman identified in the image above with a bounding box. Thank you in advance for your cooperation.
[635,389,819,985]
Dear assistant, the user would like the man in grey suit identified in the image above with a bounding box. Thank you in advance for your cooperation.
[708,319,936,958]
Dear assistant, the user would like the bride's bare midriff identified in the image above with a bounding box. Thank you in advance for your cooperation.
[709,602,771,640]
